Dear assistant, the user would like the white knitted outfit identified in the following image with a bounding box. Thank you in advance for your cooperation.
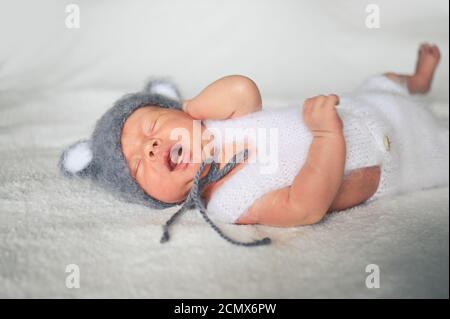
[202,75,449,223]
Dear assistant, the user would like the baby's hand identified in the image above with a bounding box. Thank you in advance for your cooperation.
[302,94,343,137]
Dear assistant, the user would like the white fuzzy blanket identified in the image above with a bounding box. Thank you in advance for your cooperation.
[0,90,448,298]
[0,0,448,298]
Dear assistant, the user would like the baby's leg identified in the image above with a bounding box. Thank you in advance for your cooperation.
[384,43,441,94]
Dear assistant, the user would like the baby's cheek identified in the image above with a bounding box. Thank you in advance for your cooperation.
[158,176,188,202]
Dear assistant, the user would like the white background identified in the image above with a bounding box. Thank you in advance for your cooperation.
[0,0,448,102]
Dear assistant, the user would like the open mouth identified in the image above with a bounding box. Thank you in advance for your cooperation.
[166,143,189,171]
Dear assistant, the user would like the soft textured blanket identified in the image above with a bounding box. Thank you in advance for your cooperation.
[0,90,448,298]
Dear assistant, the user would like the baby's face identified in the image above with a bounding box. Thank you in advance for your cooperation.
[121,106,209,203]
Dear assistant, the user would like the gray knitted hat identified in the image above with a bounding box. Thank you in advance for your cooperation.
[59,79,184,209]
[59,79,271,247]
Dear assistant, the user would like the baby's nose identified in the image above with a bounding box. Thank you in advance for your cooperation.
[146,138,162,159]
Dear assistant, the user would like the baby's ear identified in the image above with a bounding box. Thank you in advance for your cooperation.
[59,139,93,177]
[143,78,182,102]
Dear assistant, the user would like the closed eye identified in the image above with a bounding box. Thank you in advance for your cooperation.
[152,117,160,132]
[144,117,159,136]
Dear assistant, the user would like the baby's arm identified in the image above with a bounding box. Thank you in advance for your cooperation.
[182,75,262,120]
[237,95,346,227]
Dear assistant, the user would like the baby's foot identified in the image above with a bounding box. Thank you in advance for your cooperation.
[408,43,441,94]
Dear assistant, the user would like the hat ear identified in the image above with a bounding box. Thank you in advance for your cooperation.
[143,78,182,102]
[59,139,93,177]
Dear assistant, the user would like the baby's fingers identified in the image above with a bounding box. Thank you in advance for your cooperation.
[324,94,340,109]
[303,97,316,110]
[302,97,315,116]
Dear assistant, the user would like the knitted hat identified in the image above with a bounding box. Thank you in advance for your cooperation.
[59,78,271,247]
[59,79,183,209]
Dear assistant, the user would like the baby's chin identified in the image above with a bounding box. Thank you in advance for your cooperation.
[148,159,212,204]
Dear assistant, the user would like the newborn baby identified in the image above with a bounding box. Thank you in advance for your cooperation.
[60,43,449,245]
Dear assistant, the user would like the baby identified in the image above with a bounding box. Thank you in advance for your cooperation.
[60,44,449,246]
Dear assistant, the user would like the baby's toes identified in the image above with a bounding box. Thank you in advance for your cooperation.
[430,45,441,61]
[427,45,435,55]
[419,43,429,55]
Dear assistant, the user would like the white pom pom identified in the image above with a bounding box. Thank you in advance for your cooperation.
[148,82,180,101]
[62,140,93,174]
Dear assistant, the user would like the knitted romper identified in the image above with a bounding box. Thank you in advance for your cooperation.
[202,75,450,224]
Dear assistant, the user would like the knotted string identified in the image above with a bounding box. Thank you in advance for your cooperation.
[160,149,272,247]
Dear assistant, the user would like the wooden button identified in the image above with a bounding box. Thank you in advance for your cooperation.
[383,135,391,151]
